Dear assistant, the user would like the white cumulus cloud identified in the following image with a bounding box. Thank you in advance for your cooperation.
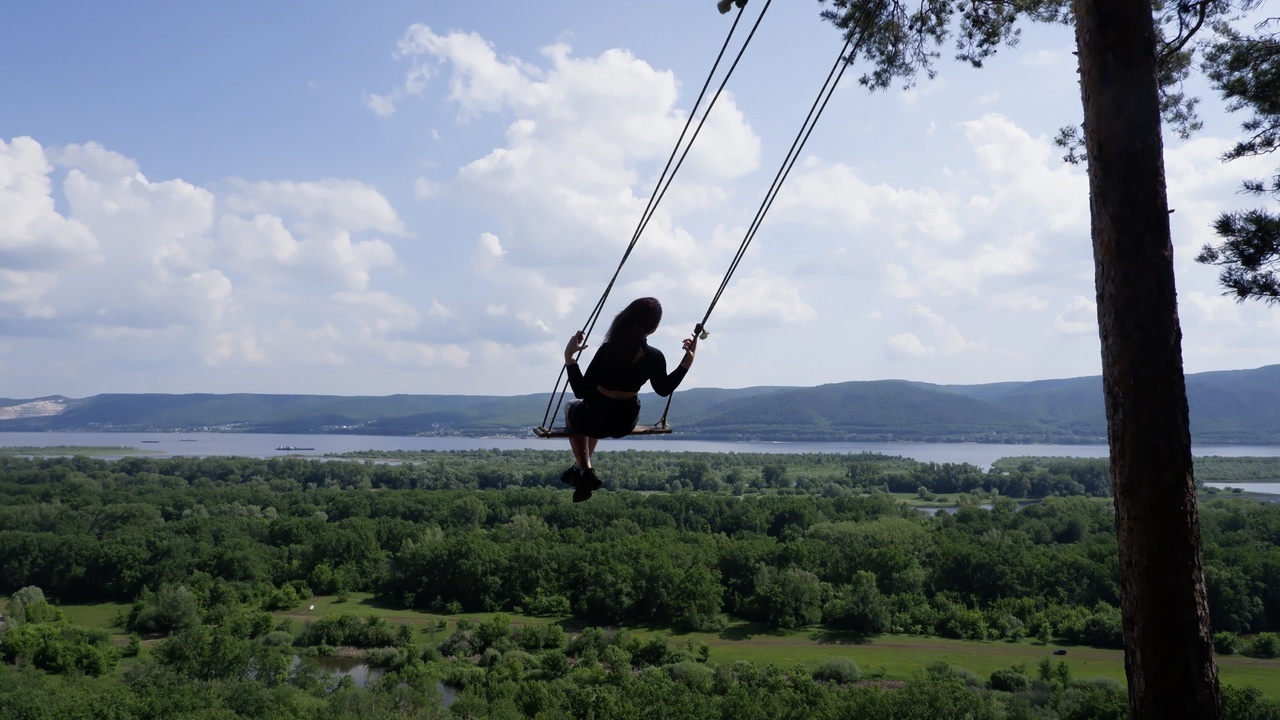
[888,332,935,358]
[0,136,489,387]
[1055,296,1097,335]
[0,137,99,272]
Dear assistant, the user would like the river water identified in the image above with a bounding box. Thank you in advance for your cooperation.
[1204,482,1280,495]
[5,431,1280,471]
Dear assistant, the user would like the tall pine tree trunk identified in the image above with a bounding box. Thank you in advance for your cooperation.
[1074,1,1220,717]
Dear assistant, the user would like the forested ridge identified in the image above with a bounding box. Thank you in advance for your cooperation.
[1,452,1279,718]
[5,363,1280,442]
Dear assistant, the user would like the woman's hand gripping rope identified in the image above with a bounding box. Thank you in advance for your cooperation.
[680,334,698,370]
[564,331,587,366]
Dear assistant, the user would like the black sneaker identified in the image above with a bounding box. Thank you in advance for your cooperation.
[560,465,582,487]
[572,468,603,503]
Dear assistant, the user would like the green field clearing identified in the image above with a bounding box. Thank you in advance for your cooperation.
[888,492,970,509]
[55,601,131,631]
[32,598,1280,699]
[639,623,1277,698]
[273,596,1278,699]
[276,593,562,632]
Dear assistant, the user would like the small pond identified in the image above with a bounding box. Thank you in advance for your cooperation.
[293,655,458,706]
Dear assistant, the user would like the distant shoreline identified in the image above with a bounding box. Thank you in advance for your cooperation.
[5,431,1280,471]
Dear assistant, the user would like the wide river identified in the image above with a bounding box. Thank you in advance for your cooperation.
[6,431,1280,470]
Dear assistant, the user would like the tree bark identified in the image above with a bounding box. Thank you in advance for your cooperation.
[1073,1,1220,718]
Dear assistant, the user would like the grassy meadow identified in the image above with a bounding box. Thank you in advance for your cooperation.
[48,594,1277,698]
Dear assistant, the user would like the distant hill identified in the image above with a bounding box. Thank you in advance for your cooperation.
[4,365,1280,444]
[1184,365,1280,443]
[676,380,1050,442]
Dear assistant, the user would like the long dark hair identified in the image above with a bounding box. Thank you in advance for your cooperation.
[604,297,662,363]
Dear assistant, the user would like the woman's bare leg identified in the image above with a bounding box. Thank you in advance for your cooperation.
[568,434,591,470]
[587,437,599,469]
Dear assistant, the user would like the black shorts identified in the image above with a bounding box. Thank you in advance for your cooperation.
[565,390,641,439]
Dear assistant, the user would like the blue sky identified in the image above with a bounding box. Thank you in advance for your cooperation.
[2,1,1277,399]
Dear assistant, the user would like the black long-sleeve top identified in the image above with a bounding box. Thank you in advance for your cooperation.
[567,341,688,399]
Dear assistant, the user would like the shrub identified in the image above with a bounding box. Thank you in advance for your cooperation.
[524,594,571,617]
[439,627,480,658]
[128,585,201,635]
[261,584,298,612]
[666,661,715,692]
[567,627,606,657]
[601,645,631,673]
[298,613,395,648]
[366,646,408,668]
[823,572,891,634]
[1222,686,1280,720]
[1063,679,1128,720]
[1244,632,1280,659]
[475,614,511,650]
[812,656,861,684]
[514,623,564,651]
[4,586,44,612]
[1213,631,1240,656]
[261,630,294,647]
[441,659,485,690]
[395,623,415,648]
[537,650,570,680]
[0,623,118,676]
[632,634,672,667]
[952,666,984,688]
[989,664,1030,692]
[926,659,982,688]
[123,633,142,658]
[498,649,535,671]
[420,644,442,663]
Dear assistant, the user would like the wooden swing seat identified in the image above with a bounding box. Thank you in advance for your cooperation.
[533,423,673,439]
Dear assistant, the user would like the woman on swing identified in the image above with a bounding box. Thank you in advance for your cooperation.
[561,297,697,502]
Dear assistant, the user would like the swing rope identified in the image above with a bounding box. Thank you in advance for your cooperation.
[538,2,872,436]
[538,0,772,433]
[651,29,861,428]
